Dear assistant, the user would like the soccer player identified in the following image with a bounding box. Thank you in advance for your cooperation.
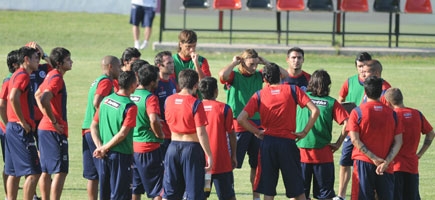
[360,60,391,105]
[81,55,121,200]
[198,76,237,200]
[0,49,20,198]
[5,46,41,200]
[163,69,212,200]
[91,71,138,200]
[35,47,73,200]
[172,29,211,82]
[348,76,403,200]
[238,63,319,200]
[131,64,165,200]
[384,88,435,200]
[296,69,349,200]
[281,47,311,91]
[153,51,177,155]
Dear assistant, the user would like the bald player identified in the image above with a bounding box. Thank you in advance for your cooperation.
[81,56,121,200]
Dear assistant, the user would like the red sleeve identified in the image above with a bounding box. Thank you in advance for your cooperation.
[332,100,349,125]
[295,86,312,108]
[201,58,212,77]
[96,79,113,96]
[394,112,404,136]
[194,101,208,127]
[338,80,349,99]
[146,95,161,116]
[45,76,63,94]
[219,71,235,84]
[225,106,234,133]
[420,112,434,134]
[346,109,361,132]
[113,79,119,92]
[11,73,29,92]
[122,105,138,128]
[0,80,9,100]
[243,93,259,118]
[93,109,100,122]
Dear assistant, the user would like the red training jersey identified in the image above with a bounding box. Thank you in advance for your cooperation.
[165,94,208,134]
[6,68,35,128]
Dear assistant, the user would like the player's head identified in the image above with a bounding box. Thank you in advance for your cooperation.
[18,46,38,65]
[25,41,45,60]
[355,52,372,76]
[121,47,141,69]
[138,65,159,88]
[49,47,72,70]
[178,69,198,90]
[262,63,281,84]
[131,59,150,74]
[286,47,304,71]
[177,29,197,56]
[361,59,383,80]
[118,70,137,91]
[7,49,20,73]
[101,56,121,79]
[363,76,383,100]
[307,69,331,97]
[384,88,403,106]
[154,51,174,75]
[239,49,259,74]
[199,76,218,100]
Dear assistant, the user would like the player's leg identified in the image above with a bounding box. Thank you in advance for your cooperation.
[140,7,155,49]
[212,172,236,200]
[130,4,144,49]
[336,136,354,200]
[83,132,100,200]
[312,163,336,200]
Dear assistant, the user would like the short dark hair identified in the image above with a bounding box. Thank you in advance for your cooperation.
[287,47,304,58]
[154,51,172,66]
[131,59,150,74]
[262,63,281,84]
[307,69,331,97]
[355,52,372,66]
[118,71,137,90]
[121,47,141,66]
[49,47,71,69]
[18,46,37,65]
[198,77,217,100]
[384,88,403,106]
[138,65,159,87]
[364,76,383,100]
[7,49,19,73]
[178,69,198,90]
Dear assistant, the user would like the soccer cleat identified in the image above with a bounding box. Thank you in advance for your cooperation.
[333,196,345,200]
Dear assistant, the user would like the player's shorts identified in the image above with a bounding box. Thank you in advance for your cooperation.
[132,148,164,198]
[205,171,236,200]
[160,138,171,156]
[100,151,133,200]
[0,128,5,162]
[38,130,69,174]
[301,162,336,199]
[236,119,260,169]
[394,171,420,200]
[254,135,304,198]
[4,122,41,176]
[130,4,155,27]
[352,160,394,200]
[163,141,205,200]
[82,131,100,180]
[339,135,354,166]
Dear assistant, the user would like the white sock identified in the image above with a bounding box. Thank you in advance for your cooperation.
[140,40,148,49]
[134,40,140,49]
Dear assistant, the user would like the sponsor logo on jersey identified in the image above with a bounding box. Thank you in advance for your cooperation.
[374,105,383,111]
[39,71,47,79]
[175,98,183,104]
[204,105,212,111]
[104,98,120,108]
[130,95,141,102]
[404,112,413,119]
[271,89,281,95]
[311,99,328,107]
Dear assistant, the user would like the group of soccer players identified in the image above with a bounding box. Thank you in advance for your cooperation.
[1,29,434,200]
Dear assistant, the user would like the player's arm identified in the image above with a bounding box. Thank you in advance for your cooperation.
[295,101,320,140]
[376,133,403,175]
[349,130,384,166]
[417,130,434,159]
[9,88,30,133]
[149,113,164,139]
[330,120,348,153]
[0,98,7,125]
[93,79,113,109]
[37,89,63,133]
[190,53,206,80]
[90,119,102,149]
[237,110,264,139]
[337,80,348,103]
[93,94,105,109]
[196,125,213,171]
[218,56,239,82]
[228,130,237,169]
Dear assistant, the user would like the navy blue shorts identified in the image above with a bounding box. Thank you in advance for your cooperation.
[130,4,155,27]
[4,122,41,176]
[0,128,5,162]
[205,171,236,200]
[163,141,205,200]
[160,138,171,157]
[132,148,164,198]
[301,162,336,199]
[254,135,304,198]
[82,131,100,180]
[339,136,354,166]
[236,119,260,169]
[394,171,420,200]
[99,151,133,200]
[352,160,394,200]
[38,130,69,174]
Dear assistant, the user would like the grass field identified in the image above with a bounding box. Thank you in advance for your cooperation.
[1,10,435,199]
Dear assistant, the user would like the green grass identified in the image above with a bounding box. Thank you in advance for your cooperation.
[1,10,435,199]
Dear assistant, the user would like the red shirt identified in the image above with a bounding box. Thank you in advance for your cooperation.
[393,107,433,174]
[96,78,113,97]
[348,101,403,173]
[113,79,119,92]
[0,78,10,132]
[133,94,161,153]
[6,68,35,128]
[37,70,69,136]
[243,84,311,139]
[202,100,234,174]
[165,94,208,134]
[300,146,334,163]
